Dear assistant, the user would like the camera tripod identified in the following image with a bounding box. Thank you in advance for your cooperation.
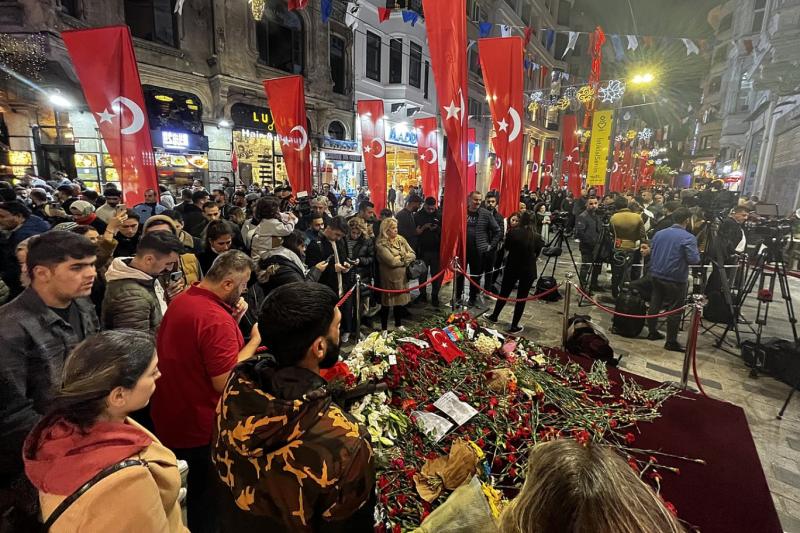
[693,217,744,355]
[717,232,799,351]
[540,224,583,288]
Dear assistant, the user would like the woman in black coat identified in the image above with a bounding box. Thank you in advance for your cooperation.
[486,211,545,334]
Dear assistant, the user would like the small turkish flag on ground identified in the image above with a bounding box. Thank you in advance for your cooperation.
[425,328,465,364]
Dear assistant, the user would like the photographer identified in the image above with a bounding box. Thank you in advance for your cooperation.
[609,197,647,298]
[718,206,749,259]
[575,197,602,292]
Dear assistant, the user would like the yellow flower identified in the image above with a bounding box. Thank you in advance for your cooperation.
[481,482,504,518]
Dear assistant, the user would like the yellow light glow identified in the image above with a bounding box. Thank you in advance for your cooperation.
[631,72,656,85]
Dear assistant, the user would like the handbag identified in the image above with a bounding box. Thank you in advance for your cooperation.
[406,259,427,280]
[39,459,148,531]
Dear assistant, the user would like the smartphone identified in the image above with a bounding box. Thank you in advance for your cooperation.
[325,255,335,264]
[116,204,127,214]
[169,271,184,283]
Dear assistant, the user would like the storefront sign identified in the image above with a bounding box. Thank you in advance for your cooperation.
[323,152,362,162]
[387,125,418,147]
[162,131,189,149]
[151,129,209,153]
[321,137,358,152]
[231,103,275,132]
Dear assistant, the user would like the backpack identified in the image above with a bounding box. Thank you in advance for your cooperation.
[535,276,562,302]
[612,285,647,338]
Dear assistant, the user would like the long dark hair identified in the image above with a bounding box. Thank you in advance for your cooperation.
[25,330,156,455]
[515,211,540,245]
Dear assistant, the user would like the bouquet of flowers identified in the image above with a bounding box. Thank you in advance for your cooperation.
[335,314,689,532]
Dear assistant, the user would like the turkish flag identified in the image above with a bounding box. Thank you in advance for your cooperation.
[561,114,581,197]
[423,0,468,271]
[541,147,554,189]
[415,117,440,198]
[529,144,541,189]
[263,75,312,194]
[479,37,524,218]
[358,100,388,213]
[62,26,157,206]
[467,127,477,193]
[424,328,465,364]
[622,145,633,191]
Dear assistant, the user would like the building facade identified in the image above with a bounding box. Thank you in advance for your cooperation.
[694,0,800,212]
[0,0,355,192]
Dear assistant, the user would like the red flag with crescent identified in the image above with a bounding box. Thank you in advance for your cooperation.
[560,114,581,197]
[263,75,312,194]
[415,117,440,198]
[541,147,554,189]
[62,26,157,206]
[529,144,541,189]
[479,37,525,218]
[423,0,468,270]
[424,328,465,364]
[358,100,388,213]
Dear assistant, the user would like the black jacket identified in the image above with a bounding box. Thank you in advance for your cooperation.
[346,235,375,281]
[504,227,545,277]
[718,217,745,258]
[414,208,442,253]
[182,204,208,239]
[0,288,99,479]
[396,208,418,250]
[576,210,602,254]
[467,207,501,254]
[487,208,506,246]
[306,236,351,293]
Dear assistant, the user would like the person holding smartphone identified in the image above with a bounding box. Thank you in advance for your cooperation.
[413,196,442,307]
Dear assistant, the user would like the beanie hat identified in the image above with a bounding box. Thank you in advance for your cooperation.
[69,200,95,216]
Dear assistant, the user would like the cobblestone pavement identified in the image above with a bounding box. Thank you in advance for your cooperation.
[354,255,800,532]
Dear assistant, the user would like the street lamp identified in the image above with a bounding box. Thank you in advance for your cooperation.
[630,72,656,86]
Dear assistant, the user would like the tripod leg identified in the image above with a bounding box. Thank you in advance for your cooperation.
[778,387,796,419]
[776,259,799,343]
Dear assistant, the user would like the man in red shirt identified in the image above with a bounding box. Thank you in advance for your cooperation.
[151,250,260,533]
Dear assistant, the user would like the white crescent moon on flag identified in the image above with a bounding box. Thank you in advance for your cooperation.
[508,107,521,142]
[289,125,308,151]
[532,162,539,173]
[495,158,502,169]
[431,329,451,349]
[425,147,438,164]
[612,162,619,173]
[459,89,466,126]
[371,138,386,158]
[544,164,553,174]
[111,96,145,135]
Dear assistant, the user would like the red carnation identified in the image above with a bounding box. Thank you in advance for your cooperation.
[663,501,678,516]
[624,432,636,444]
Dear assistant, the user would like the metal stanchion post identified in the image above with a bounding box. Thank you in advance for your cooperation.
[354,274,362,342]
[450,256,460,311]
[562,273,573,348]
[679,295,704,390]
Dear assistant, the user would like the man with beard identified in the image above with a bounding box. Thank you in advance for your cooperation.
[150,250,261,533]
[213,282,375,532]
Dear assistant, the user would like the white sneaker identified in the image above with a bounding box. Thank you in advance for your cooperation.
[395,326,407,333]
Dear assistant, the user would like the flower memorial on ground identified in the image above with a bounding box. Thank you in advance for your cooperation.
[323,313,700,532]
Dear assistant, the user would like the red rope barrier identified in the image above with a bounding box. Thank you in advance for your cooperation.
[455,267,563,303]
[363,269,447,294]
[573,285,689,319]
[336,286,356,308]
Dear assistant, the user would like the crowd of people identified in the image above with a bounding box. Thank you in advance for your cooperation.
[0,172,772,532]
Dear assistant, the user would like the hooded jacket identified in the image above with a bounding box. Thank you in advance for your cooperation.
[242,215,296,259]
[24,417,187,532]
[102,257,167,333]
[213,357,375,532]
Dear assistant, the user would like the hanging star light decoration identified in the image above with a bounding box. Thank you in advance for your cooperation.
[638,128,653,141]
[615,134,625,143]
[626,129,638,141]
[576,86,595,104]
[564,86,578,100]
[249,0,266,18]
[598,80,626,104]
[556,97,571,111]
[530,91,544,104]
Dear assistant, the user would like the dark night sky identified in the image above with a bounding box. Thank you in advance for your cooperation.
[570,0,720,130]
